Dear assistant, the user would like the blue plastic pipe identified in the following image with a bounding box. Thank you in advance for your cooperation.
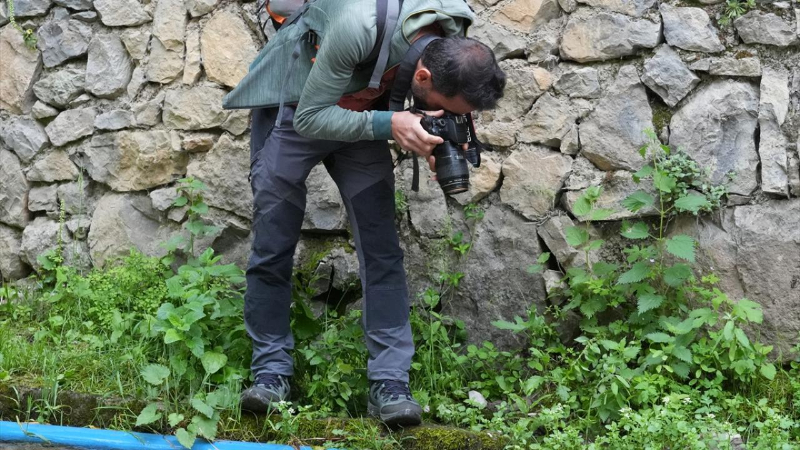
[0,421,338,450]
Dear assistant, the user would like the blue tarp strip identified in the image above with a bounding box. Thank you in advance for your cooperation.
[0,420,338,450]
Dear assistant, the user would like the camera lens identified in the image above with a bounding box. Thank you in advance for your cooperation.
[434,141,469,195]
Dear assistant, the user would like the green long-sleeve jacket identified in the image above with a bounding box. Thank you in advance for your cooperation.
[222,0,475,142]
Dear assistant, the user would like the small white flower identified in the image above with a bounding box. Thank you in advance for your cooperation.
[707,413,716,419]
[288,407,296,414]
[662,396,670,404]
[682,397,691,404]
[423,405,430,413]
[650,258,655,263]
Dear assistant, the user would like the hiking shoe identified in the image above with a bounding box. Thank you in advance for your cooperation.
[240,373,290,413]
[368,380,423,427]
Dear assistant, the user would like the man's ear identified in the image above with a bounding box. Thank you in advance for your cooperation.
[413,66,432,87]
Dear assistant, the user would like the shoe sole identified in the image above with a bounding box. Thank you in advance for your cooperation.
[240,394,273,414]
[240,388,285,414]
[368,402,422,427]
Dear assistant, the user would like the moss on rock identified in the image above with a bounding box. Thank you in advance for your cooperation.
[400,425,506,450]
[651,102,673,132]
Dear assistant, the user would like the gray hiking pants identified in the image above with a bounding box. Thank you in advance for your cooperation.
[245,106,414,383]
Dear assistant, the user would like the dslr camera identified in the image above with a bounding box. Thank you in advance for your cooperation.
[419,112,481,195]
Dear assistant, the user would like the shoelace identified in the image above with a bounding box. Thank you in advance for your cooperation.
[377,380,412,401]
[254,373,284,390]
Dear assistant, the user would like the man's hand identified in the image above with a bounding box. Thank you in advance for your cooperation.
[391,109,445,158]
[426,143,470,179]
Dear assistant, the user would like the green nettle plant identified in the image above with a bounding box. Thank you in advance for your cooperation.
[531,130,775,421]
[134,178,250,448]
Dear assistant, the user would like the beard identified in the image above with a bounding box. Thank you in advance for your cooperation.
[410,81,431,110]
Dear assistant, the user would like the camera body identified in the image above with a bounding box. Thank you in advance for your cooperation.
[420,113,480,195]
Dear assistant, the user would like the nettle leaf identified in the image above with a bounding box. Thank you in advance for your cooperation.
[623,346,641,360]
[523,376,545,396]
[617,262,650,284]
[527,253,551,274]
[645,332,673,343]
[672,346,693,363]
[671,318,696,335]
[600,340,620,351]
[185,220,206,236]
[176,428,196,449]
[573,195,593,217]
[664,263,692,287]
[207,389,235,410]
[585,239,605,252]
[192,415,218,440]
[654,170,677,193]
[589,208,615,221]
[136,403,162,427]
[201,351,227,375]
[192,396,214,418]
[141,364,170,386]
[637,293,664,314]
[190,202,209,215]
[527,264,545,274]
[565,226,590,247]
[622,191,655,213]
[157,302,177,320]
[592,262,619,277]
[760,363,777,380]
[168,413,185,428]
[164,329,184,344]
[671,362,690,379]
[666,235,695,262]
[734,328,751,350]
[188,336,206,358]
[722,321,735,341]
[675,193,710,214]
[580,297,605,319]
[621,221,650,240]
[492,317,527,332]
[633,164,654,183]
[733,298,763,324]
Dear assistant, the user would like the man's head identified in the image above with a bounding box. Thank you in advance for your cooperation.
[411,36,506,115]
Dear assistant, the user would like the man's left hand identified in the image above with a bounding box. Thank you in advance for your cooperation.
[427,143,469,179]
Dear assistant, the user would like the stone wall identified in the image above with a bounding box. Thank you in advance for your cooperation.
[0,0,798,357]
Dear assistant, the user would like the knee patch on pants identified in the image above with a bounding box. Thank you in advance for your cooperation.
[351,180,409,331]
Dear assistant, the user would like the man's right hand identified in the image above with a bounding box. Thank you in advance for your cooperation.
[390,110,445,158]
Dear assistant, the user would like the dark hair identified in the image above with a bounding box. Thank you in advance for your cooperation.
[420,36,506,110]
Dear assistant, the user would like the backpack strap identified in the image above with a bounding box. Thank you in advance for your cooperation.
[388,34,440,192]
[389,34,440,112]
[356,0,403,89]
[276,12,315,128]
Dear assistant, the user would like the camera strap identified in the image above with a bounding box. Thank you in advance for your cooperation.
[389,34,441,192]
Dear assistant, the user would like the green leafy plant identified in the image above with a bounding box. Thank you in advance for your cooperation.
[5,0,37,49]
[3,133,799,449]
[161,178,221,260]
[531,131,773,422]
[719,0,756,26]
[395,190,409,217]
